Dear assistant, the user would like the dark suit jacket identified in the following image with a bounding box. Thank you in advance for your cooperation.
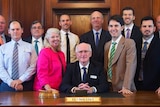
[135,35,160,91]
[80,29,111,65]
[5,35,11,43]
[122,25,143,83]
[60,61,109,93]
[23,36,44,43]
[154,31,160,38]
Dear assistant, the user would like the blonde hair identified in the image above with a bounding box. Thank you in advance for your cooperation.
[44,28,61,51]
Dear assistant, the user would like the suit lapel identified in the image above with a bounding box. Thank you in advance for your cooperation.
[145,36,158,59]
[112,37,125,65]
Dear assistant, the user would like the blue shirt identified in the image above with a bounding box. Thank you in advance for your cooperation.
[0,39,37,86]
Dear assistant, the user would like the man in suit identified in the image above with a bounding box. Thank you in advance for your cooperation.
[121,7,143,83]
[60,43,109,93]
[135,16,160,94]
[0,15,11,45]
[155,14,160,38]
[104,15,137,94]
[23,20,44,55]
[80,11,111,65]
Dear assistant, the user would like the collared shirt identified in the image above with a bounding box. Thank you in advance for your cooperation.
[142,35,154,49]
[0,39,37,86]
[93,29,102,43]
[79,62,89,81]
[60,30,79,63]
[108,35,122,59]
[124,23,134,38]
[32,37,44,54]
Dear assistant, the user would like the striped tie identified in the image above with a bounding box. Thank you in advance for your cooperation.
[12,42,19,80]
[108,42,117,81]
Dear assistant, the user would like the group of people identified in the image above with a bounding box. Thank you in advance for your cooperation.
[0,6,159,95]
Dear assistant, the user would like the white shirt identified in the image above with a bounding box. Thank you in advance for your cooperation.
[32,37,44,54]
[60,30,79,63]
[142,35,154,49]
[93,29,102,44]
[79,62,89,81]
[0,39,37,86]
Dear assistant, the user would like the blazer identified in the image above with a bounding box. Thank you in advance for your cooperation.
[80,29,111,65]
[23,35,44,43]
[135,35,160,90]
[122,25,143,76]
[104,36,137,91]
[60,61,109,93]
[5,35,11,43]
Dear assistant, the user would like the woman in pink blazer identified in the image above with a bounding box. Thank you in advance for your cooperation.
[33,28,66,92]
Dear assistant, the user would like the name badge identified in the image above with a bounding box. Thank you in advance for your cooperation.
[90,75,97,79]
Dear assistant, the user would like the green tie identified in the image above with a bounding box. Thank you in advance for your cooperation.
[34,40,39,55]
[108,42,117,81]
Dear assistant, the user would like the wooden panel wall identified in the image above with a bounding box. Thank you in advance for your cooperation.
[0,0,160,37]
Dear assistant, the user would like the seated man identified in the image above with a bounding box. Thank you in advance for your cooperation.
[60,43,109,94]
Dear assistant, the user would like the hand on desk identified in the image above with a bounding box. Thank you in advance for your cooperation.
[156,87,160,94]
[10,79,23,91]
[72,83,94,94]
[118,87,133,95]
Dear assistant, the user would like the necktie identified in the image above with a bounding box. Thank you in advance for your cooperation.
[139,41,148,81]
[126,28,130,38]
[34,40,39,55]
[12,42,19,80]
[0,35,4,45]
[82,67,87,83]
[66,33,70,64]
[95,32,99,47]
[141,41,148,58]
[108,42,117,81]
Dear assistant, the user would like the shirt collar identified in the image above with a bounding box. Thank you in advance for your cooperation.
[11,39,23,45]
[60,29,71,35]
[111,35,122,44]
[125,23,134,31]
[92,29,102,35]
[79,62,90,69]
[143,34,154,44]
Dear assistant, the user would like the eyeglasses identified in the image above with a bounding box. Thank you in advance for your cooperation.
[31,26,43,30]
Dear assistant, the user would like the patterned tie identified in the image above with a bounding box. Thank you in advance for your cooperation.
[126,28,130,38]
[95,32,99,47]
[139,41,148,81]
[66,33,70,64]
[12,42,19,80]
[108,42,117,81]
[0,35,4,45]
[34,40,39,55]
[82,67,87,83]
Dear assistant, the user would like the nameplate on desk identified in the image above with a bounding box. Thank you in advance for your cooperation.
[65,97,101,103]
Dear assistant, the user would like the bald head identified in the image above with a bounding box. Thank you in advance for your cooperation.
[0,15,6,34]
[90,11,104,31]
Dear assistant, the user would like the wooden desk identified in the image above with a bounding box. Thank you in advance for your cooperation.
[0,91,160,106]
